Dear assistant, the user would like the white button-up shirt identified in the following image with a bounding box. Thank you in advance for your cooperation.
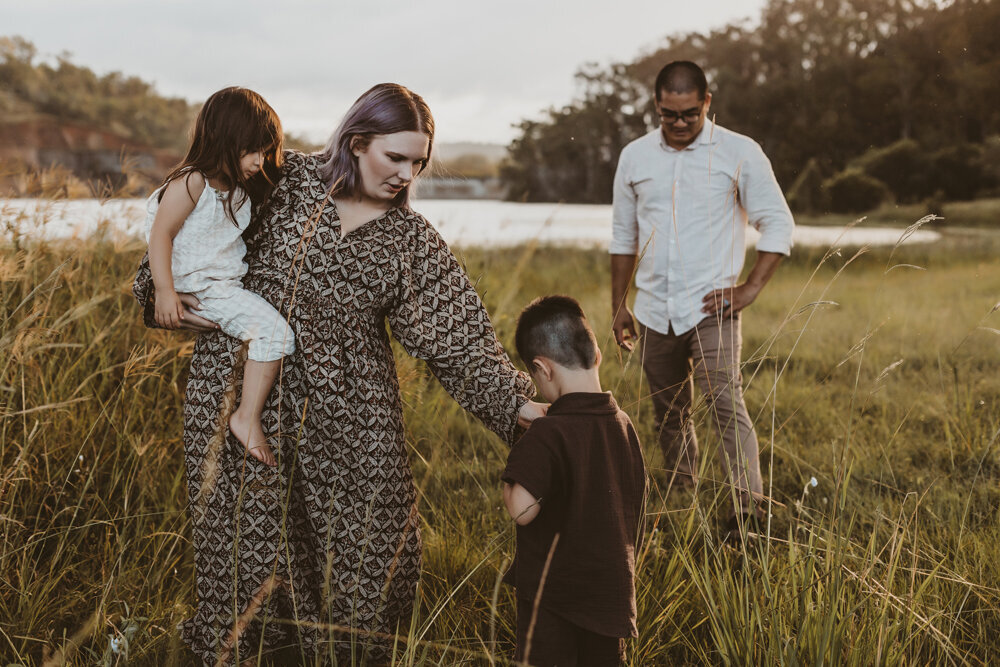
[610,120,794,335]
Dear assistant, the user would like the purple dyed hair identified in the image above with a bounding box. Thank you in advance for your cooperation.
[318,83,434,208]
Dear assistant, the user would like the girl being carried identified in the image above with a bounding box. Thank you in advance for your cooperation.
[145,86,295,466]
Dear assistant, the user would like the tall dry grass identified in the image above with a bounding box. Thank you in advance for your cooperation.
[0,206,998,665]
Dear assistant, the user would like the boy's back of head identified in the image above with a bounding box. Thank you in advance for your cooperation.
[515,295,599,371]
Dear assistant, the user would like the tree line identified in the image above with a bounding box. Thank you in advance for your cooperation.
[501,0,1000,212]
[0,36,317,154]
[0,36,195,152]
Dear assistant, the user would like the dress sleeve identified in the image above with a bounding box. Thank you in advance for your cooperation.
[131,252,159,329]
[387,217,535,445]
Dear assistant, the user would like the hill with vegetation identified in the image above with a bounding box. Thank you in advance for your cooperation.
[0,36,314,197]
[0,36,195,153]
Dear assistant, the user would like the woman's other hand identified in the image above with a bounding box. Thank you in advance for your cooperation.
[517,400,549,429]
[175,292,220,332]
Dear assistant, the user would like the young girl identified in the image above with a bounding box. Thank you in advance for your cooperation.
[145,86,294,467]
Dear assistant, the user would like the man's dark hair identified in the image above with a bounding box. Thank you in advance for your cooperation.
[515,295,599,370]
[654,61,708,100]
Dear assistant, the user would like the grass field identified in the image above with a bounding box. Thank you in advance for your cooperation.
[0,216,998,665]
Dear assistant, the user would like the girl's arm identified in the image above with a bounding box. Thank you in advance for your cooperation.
[148,173,204,329]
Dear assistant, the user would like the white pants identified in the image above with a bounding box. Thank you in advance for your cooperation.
[195,281,295,362]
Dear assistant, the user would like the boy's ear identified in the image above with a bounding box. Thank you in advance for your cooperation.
[593,347,603,368]
[531,357,553,381]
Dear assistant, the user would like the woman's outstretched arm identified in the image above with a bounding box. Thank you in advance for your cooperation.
[387,216,539,445]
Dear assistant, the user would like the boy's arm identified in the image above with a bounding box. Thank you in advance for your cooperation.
[148,173,204,329]
[503,482,541,526]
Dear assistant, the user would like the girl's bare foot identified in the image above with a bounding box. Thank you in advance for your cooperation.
[229,408,276,466]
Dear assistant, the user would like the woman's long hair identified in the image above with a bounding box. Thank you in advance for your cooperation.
[317,83,434,208]
[159,86,284,223]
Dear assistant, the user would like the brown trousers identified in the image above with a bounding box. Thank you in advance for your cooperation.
[638,313,763,514]
[515,597,625,667]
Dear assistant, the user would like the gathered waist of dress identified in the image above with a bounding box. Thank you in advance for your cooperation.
[244,270,387,332]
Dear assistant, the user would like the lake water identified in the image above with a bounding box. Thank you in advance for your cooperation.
[0,197,941,248]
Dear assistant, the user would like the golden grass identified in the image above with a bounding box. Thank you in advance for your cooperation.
[1,214,998,665]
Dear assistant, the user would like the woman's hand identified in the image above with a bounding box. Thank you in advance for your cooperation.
[152,292,220,333]
[517,400,549,429]
[176,293,220,332]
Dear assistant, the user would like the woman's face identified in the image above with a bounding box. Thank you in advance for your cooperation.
[353,132,430,204]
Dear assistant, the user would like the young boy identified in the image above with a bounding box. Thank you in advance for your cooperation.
[503,295,647,667]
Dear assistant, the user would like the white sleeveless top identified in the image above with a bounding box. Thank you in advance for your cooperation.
[144,178,252,294]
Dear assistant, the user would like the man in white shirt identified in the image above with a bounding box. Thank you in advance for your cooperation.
[610,61,794,539]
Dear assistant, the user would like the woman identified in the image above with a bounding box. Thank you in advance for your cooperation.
[134,83,541,664]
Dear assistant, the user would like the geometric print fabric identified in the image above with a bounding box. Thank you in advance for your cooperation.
[133,151,534,664]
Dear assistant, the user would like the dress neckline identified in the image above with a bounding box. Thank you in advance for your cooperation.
[330,199,398,241]
[203,179,233,202]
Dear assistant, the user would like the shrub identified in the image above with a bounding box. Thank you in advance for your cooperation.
[822,169,890,213]
[924,189,946,221]
[852,139,929,203]
[927,143,987,201]
[786,158,827,214]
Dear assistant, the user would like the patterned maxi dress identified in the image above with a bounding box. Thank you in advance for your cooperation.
[133,151,534,664]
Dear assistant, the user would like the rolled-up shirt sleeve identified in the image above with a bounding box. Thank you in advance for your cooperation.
[610,148,639,255]
[740,144,794,256]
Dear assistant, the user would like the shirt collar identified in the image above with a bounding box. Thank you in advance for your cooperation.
[657,118,718,152]
[547,391,619,416]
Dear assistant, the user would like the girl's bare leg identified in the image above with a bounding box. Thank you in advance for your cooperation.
[229,359,280,466]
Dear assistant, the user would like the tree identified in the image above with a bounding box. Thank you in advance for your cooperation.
[501,0,1000,203]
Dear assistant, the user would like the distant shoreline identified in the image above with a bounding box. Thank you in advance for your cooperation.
[1,197,942,249]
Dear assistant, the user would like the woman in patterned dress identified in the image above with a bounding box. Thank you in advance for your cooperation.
[134,83,543,665]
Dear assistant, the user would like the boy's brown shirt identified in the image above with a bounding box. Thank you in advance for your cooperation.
[502,391,648,638]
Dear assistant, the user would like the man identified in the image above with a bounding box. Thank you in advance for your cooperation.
[609,61,794,540]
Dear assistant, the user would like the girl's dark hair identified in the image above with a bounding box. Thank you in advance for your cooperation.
[159,86,283,223]
[515,295,599,370]
[317,83,434,208]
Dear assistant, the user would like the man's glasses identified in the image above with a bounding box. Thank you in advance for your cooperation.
[656,105,703,125]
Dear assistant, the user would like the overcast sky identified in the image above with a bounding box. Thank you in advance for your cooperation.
[4,0,766,145]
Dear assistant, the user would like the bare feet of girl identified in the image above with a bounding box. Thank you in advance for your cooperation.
[229,409,276,466]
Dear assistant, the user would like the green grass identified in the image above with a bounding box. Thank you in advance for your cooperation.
[0,217,998,665]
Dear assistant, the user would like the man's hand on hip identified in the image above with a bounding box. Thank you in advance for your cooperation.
[702,250,784,316]
[701,283,761,316]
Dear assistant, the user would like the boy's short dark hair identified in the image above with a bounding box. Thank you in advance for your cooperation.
[515,295,599,370]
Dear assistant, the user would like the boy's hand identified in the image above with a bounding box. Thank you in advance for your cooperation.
[518,400,548,429]
[154,290,186,329]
